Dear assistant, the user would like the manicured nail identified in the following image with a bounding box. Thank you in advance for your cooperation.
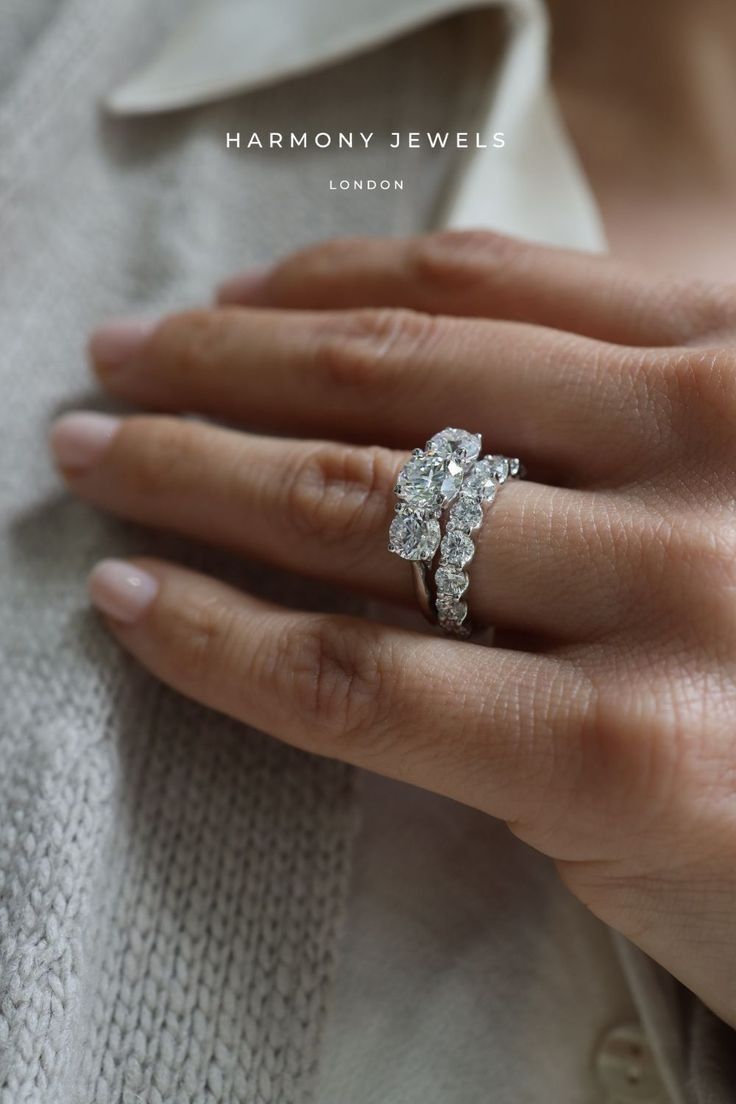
[216,264,272,304]
[88,559,159,624]
[89,317,157,368]
[49,411,121,471]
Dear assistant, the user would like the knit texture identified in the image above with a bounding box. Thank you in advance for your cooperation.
[0,2,466,1099]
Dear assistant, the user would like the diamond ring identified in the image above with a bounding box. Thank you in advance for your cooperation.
[388,428,523,638]
[434,453,522,637]
[388,428,482,622]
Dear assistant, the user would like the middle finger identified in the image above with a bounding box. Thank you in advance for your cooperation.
[91,307,648,485]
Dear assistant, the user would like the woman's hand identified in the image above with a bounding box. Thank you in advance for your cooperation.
[50,231,736,1025]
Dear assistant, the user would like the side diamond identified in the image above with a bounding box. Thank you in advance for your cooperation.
[448,496,483,531]
[436,596,468,623]
[487,455,510,484]
[465,458,498,502]
[440,530,475,567]
[388,510,441,561]
[435,566,468,599]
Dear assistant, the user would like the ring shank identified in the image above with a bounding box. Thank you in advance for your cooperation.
[411,560,435,624]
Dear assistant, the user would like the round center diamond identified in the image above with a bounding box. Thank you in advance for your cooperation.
[396,452,463,508]
[388,510,441,561]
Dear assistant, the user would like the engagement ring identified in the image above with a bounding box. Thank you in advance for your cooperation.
[388,428,523,638]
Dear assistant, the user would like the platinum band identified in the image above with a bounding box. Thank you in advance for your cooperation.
[411,560,435,624]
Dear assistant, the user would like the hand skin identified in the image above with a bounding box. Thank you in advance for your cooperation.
[50,231,736,1027]
[550,0,736,282]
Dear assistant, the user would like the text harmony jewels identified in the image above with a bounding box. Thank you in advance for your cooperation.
[225,131,506,150]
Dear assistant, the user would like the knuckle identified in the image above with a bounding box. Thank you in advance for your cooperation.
[630,512,736,629]
[681,521,736,576]
[584,670,734,825]
[659,278,736,344]
[163,588,238,697]
[407,229,523,296]
[282,616,393,751]
[283,442,396,559]
[312,307,440,392]
[653,347,736,442]
[279,235,365,277]
[579,679,683,823]
[505,665,598,846]
[118,415,199,500]
[570,504,736,632]
[669,522,736,608]
[152,308,222,376]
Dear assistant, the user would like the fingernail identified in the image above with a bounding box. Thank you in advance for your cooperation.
[89,317,157,368]
[49,411,121,471]
[216,264,272,304]
[88,559,159,624]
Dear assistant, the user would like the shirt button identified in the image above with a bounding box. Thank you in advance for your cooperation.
[594,1022,670,1103]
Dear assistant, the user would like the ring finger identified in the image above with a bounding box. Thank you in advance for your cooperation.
[51,412,658,642]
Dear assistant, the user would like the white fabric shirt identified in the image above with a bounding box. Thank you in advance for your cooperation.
[105,4,689,1102]
[107,0,604,251]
